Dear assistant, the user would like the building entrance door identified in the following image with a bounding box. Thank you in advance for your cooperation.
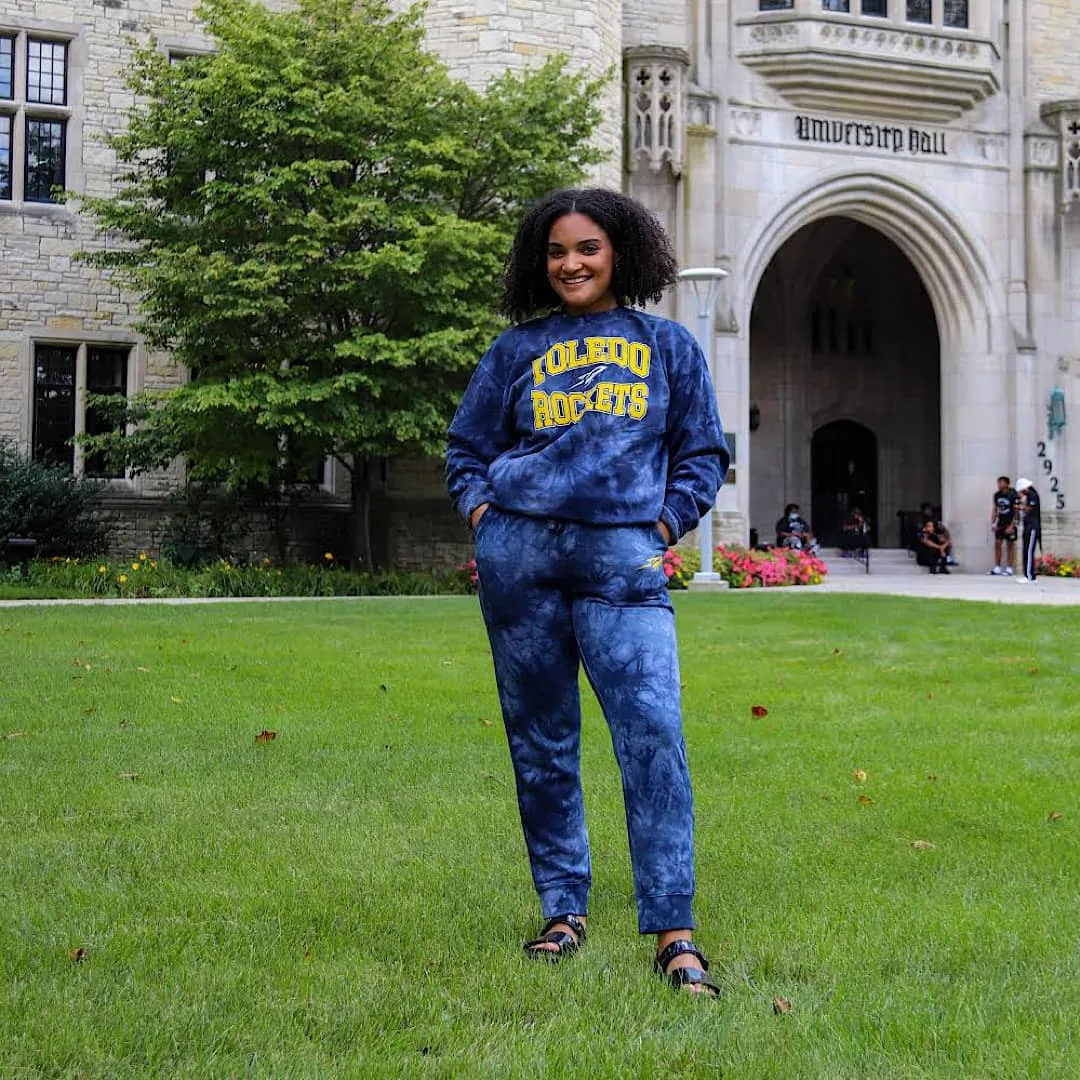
[811,420,877,547]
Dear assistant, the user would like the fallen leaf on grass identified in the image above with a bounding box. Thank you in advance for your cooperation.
[857,794,875,806]
[832,648,842,656]
[379,684,388,693]
[82,707,97,717]
[254,729,277,744]
[751,705,768,718]
[302,949,313,962]
[119,720,128,729]
[926,692,933,700]
[105,667,114,675]
[479,719,493,727]
[136,666,149,673]
[772,996,793,1015]
[1029,667,1039,676]
[852,770,867,783]
[1048,810,1063,823]
[910,840,936,851]
[3,731,29,740]
[926,773,939,782]
[440,660,453,667]
[383,744,394,751]
[68,946,88,963]
[169,696,183,705]
[116,772,138,782]
[820,794,833,802]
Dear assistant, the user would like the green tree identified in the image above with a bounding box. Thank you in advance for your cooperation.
[78,0,604,566]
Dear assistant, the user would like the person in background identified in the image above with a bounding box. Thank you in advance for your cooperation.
[916,518,950,574]
[840,507,870,555]
[987,475,1018,576]
[1015,478,1041,583]
[920,501,957,566]
[775,503,818,553]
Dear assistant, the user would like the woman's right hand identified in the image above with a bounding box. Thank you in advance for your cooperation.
[470,503,490,531]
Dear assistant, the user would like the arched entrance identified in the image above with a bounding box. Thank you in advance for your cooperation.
[748,217,940,548]
[811,420,877,547]
[722,171,1008,566]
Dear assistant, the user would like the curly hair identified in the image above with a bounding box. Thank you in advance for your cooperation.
[500,188,679,323]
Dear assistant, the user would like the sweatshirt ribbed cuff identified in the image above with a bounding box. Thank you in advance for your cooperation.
[459,486,495,528]
[660,505,684,545]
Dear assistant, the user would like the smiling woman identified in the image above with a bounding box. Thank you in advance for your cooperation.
[545,212,616,316]
[446,187,731,998]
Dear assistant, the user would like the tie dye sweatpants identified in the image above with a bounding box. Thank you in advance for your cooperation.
[474,507,696,935]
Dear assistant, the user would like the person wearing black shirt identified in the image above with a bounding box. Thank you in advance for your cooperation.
[987,475,1018,576]
[775,504,818,552]
[1016,478,1041,583]
[916,519,950,574]
[840,507,870,554]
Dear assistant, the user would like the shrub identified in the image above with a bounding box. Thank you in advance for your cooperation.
[159,484,252,568]
[0,439,106,558]
[2,555,477,599]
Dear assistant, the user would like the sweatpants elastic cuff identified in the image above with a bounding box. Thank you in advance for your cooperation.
[539,884,590,921]
[638,893,695,935]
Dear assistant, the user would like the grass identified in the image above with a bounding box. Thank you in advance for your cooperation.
[1,593,1078,1078]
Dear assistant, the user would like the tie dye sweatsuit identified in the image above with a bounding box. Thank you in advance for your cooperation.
[446,306,728,933]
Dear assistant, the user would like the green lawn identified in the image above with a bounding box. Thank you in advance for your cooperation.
[1,595,1078,1078]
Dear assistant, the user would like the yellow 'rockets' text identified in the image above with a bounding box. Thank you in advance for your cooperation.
[532,381,649,430]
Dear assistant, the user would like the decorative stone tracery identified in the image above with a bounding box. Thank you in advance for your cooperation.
[1040,101,1080,213]
[624,47,689,176]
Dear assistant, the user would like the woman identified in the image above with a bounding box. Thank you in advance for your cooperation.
[446,189,729,996]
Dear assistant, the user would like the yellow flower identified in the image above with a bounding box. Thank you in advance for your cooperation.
[139,552,148,561]
[131,563,140,571]
[118,574,128,584]
[150,560,158,569]
[98,565,107,574]
[323,552,334,561]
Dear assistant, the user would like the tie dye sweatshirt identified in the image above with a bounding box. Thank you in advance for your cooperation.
[445,307,729,543]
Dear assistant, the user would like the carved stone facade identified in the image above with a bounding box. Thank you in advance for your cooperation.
[1,0,1079,565]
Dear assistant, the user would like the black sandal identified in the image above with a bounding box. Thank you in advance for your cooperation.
[523,913,586,962]
[655,939,721,998]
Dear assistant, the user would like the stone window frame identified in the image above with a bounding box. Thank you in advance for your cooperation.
[746,0,987,36]
[19,327,145,486]
[0,16,84,215]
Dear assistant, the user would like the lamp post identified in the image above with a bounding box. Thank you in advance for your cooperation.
[677,266,729,586]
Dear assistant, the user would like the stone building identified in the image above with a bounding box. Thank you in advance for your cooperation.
[1,0,1078,566]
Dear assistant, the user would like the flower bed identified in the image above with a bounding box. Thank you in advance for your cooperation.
[714,544,828,589]
[1034,553,1080,578]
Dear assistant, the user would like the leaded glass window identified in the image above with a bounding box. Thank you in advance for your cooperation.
[85,348,130,478]
[0,36,13,99]
[906,0,931,23]
[33,345,77,471]
[25,118,65,201]
[943,0,969,28]
[27,38,67,105]
[862,0,888,15]
[0,116,11,199]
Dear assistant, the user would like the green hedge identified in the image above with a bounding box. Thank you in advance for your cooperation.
[2,555,475,600]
